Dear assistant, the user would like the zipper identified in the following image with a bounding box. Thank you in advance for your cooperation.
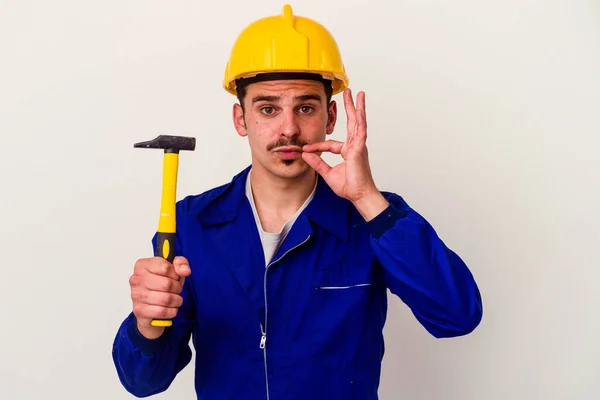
[259,327,267,349]
[260,234,311,400]
[259,322,268,399]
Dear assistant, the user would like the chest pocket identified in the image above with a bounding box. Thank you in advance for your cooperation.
[310,261,385,370]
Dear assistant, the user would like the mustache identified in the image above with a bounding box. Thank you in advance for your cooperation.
[266,137,308,151]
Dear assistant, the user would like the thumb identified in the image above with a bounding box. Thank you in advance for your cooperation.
[302,152,332,179]
[173,256,192,278]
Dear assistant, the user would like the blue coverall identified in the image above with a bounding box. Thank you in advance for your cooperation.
[112,166,483,399]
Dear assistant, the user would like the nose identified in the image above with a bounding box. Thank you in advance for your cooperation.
[280,108,299,138]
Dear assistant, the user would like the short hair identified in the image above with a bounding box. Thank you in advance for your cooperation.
[235,72,334,110]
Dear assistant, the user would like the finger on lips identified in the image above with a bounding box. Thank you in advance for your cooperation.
[303,140,343,154]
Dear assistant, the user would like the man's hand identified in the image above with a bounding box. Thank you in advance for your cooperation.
[302,88,389,221]
[129,256,191,339]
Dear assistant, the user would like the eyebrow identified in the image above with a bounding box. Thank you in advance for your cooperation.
[252,95,280,104]
[251,93,322,104]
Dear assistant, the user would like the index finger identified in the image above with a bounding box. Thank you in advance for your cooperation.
[302,140,344,154]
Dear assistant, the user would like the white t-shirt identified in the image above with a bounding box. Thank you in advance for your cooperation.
[245,170,316,266]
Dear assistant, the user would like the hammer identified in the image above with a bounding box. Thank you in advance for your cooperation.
[134,134,196,327]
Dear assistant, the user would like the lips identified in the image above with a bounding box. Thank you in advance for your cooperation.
[274,146,303,152]
[274,146,302,160]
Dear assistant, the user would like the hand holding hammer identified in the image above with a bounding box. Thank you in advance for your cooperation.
[130,135,196,337]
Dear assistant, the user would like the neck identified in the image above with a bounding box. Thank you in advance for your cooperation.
[249,164,316,216]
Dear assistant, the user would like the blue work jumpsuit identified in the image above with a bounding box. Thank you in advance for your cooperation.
[112,166,483,399]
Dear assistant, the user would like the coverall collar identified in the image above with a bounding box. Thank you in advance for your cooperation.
[196,165,349,243]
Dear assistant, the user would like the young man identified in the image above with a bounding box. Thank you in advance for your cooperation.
[112,5,482,399]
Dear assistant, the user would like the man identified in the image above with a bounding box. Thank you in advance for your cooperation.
[112,4,482,399]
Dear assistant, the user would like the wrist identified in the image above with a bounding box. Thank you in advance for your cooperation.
[353,190,389,222]
[127,314,170,356]
[137,320,165,340]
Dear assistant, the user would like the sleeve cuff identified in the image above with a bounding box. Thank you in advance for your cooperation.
[127,314,170,356]
[367,203,407,239]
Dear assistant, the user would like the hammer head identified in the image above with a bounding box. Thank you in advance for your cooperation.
[134,135,196,153]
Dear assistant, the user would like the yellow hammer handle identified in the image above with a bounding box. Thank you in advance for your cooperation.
[151,152,179,327]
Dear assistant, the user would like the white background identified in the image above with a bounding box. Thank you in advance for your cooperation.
[1,0,599,399]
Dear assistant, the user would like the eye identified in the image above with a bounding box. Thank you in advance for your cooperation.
[298,105,314,114]
[260,106,275,115]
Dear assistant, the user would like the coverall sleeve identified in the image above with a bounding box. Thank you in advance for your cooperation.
[367,192,483,338]
[111,231,196,397]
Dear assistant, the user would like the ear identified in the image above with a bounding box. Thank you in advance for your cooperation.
[233,103,247,137]
[326,100,337,135]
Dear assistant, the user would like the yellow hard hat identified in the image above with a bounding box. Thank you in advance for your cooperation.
[223,4,349,96]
